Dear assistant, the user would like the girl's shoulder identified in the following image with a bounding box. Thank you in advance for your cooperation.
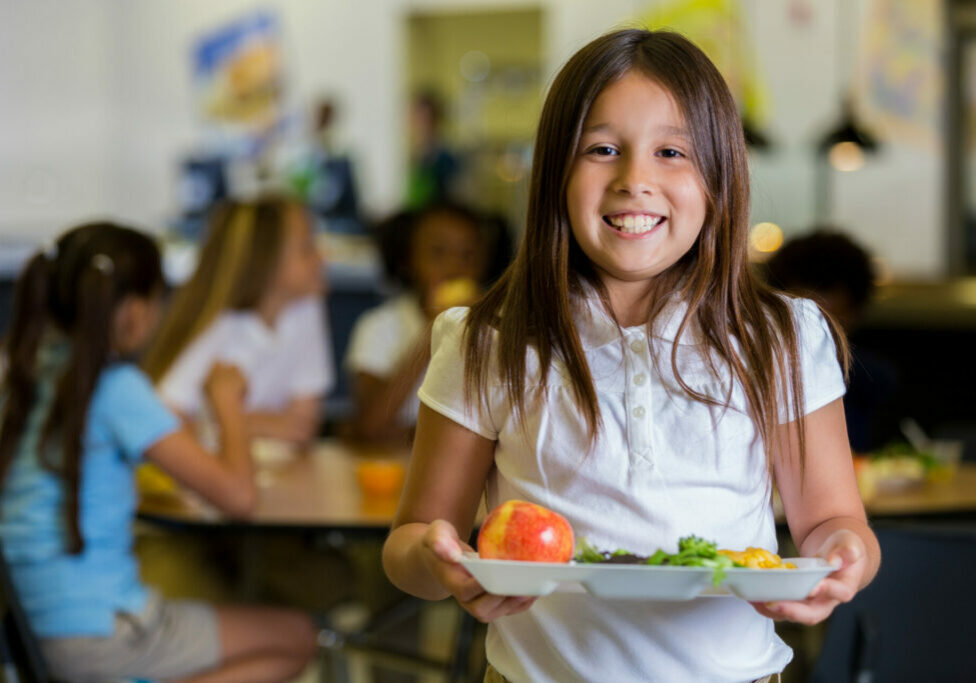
[97,362,157,398]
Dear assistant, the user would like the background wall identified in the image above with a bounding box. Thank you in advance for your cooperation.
[0,0,945,276]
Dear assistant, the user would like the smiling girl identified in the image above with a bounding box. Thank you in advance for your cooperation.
[382,29,879,682]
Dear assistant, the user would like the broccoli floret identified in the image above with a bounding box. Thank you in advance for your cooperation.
[677,534,719,558]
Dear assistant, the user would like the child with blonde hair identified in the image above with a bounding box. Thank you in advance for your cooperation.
[144,195,333,444]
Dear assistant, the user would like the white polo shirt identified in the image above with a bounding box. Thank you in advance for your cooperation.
[345,294,428,426]
[158,296,334,417]
[417,292,845,683]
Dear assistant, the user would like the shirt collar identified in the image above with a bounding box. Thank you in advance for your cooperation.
[571,281,699,351]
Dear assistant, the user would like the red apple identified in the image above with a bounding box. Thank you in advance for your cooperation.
[477,500,574,562]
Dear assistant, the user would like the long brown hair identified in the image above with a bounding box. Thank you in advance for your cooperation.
[464,29,848,467]
[143,195,300,382]
[0,223,164,553]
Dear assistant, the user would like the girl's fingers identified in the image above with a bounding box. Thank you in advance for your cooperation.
[809,576,857,604]
[424,520,465,563]
[461,594,536,623]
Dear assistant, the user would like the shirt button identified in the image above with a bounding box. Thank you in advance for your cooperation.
[632,406,646,419]
[630,339,645,354]
[633,373,647,386]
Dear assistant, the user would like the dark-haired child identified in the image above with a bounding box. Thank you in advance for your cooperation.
[0,223,316,682]
[345,202,510,442]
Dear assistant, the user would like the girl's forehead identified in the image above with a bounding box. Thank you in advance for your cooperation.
[587,72,682,118]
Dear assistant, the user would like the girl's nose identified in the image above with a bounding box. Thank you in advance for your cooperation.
[612,154,656,196]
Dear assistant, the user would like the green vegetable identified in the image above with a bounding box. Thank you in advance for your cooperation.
[575,534,740,585]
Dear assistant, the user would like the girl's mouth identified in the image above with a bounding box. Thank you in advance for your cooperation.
[602,213,666,235]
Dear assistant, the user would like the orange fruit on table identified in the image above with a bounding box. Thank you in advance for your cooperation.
[355,460,406,498]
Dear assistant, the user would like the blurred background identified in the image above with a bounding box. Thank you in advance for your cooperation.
[3,0,974,447]
[0,0,959,271]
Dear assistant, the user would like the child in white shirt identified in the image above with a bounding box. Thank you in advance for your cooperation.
[345,203,509,442]
[382,30,880,683]
[144,195,333,445]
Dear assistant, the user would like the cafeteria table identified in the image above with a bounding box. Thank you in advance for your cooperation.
[138,438,479,682]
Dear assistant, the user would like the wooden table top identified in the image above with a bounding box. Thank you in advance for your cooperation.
[139,440,976,531]
[863,462,976,517]
[138,439,411,531]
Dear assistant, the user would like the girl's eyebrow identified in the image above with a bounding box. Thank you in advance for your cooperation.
[580,122,691,139]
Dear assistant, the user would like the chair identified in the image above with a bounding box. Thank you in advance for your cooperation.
[811,522,976,683]
[0,543,50,683]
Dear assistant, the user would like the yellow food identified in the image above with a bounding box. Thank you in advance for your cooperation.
[432,278,479,310]
[718,547,796,570]
[136,464,178,495]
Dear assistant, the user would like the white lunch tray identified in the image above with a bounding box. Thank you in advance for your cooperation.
[459,553,835,601]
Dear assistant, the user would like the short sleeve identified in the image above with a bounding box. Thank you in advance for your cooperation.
[156,323,223,416]
[93,364,181,463]
[417,307,500,440]
[286,298,335,397]
[782,297,847,422]
[345,306,400,377]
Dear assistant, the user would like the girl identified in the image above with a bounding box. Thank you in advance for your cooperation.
[0,223,317,682]
[143,195,333,445]
[345,201,510,442]
[382,30,880,683]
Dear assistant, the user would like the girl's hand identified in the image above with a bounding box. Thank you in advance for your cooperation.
[421,519,536,623]
[751,529,867,625]
[204,362,247,417]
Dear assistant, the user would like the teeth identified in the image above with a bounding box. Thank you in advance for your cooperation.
[607,214,664,234]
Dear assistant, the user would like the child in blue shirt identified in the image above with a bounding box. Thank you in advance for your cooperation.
[0,223,317,682]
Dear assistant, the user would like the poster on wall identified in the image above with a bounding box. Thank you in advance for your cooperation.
[638,0,769,131]
[856,0,942,149]
[192,10,285,159]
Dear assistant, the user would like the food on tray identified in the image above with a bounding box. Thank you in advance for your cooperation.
[576,535,795,585]
[432,278,479,310]
[478,500,574,563]
[717,547,796,570]
[576,535,736,585]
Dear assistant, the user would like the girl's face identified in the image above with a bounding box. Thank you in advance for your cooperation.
[566,70,708,291]
[112,289,164,355]
[270,207,324,301]
[410,211,485,295]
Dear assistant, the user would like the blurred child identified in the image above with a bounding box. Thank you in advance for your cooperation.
[765,229,898,452]
[406,90,461,209]
[0,223,316,682]
[144,195,333,445]
[345,202,510,442]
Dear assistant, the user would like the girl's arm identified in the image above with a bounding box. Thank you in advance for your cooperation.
[144,363,256,518]
[382,404,536,621]
[349,326,433,440]
[763,397,881,625]
[246,396,322,445]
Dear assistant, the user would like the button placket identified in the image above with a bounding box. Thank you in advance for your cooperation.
[624,331,653,462]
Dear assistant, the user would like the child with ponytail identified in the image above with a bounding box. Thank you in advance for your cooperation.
[0,223,316,682]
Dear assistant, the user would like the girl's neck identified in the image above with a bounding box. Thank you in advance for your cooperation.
[255,292,289,329]
[602,278,660,328]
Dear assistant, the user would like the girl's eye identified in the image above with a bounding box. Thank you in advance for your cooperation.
[587,145,618,157]
[658,148,685,159]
